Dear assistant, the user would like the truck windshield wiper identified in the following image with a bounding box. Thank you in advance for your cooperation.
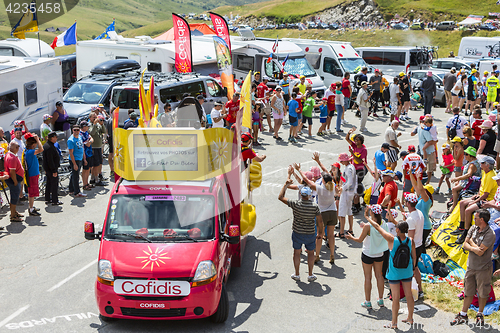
[111,232,152,243]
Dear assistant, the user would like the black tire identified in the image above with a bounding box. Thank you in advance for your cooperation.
[99,314,116,323]
[210,283,229,323]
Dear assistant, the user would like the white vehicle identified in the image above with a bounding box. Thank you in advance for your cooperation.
[458,37,500,59]
[75,35,223,79]
[478,59,500,76]
[282,38,368,88]
[356,46,432,75]
[0,38,55,58]
[198,29,326,96]
[0,56,62,133]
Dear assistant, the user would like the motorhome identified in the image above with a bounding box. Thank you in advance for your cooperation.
[0,38,55,58]
[75,36,222,79]
[196,29,327,97]
[282,38,368,88]
[458,37,500,60]
[0,56,62,133]
[356,46,432,75]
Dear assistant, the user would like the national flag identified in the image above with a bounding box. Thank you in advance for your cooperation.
[266,53,273,64]
[94,20,115,40]
[240,71,252,129]
[272,35,278,53]
[50,22,77,49]
[281,54,289,68]
[11,0,38,39]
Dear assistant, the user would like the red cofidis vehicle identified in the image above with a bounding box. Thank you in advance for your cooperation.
[84,123,260,323]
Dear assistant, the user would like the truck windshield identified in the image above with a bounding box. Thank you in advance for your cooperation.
[282,57,316,77]
[339,58,368,73]
[104,195,215,242]
[63,82,108,104]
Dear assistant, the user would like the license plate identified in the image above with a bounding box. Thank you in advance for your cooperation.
[135,301,170,309]
[114,280,190,296]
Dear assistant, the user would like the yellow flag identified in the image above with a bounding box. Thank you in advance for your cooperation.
[240,71,252,129]
[11,0,39,39]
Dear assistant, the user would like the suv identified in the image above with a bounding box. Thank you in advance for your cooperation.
[436,21,456,31]
[431,58,472,71]
[111,73,227,126]
[63,59,141,125]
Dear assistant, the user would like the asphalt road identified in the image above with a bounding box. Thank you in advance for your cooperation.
[0,106,496,332]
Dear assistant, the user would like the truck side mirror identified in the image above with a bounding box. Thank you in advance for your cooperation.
[84,221,101,240]
[224,225,240,244]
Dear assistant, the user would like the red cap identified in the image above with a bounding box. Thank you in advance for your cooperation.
[408,145,416,152]
[241,132,253,141]
[332,162,341,169]
[419,115,425,121]
[330,83,335,88]
[24,132,34,140]
[374,68,380,72]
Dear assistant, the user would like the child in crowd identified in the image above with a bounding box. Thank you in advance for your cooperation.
[436,143,454,194]
[293,87,304,136]
[302,91,320,137]
[288,92,299,143]
[252,103,261,146]
[318,97,328,136]
[451,137,464,177]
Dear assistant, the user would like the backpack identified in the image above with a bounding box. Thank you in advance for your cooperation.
[432,260,450,278]
[383,86,390,101]
[417,253,434,274]
[447,115,460,139]
[392,237,411,269]
[354,73,363,88]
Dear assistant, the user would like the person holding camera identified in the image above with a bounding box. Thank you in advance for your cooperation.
[356,82,373,132]
[89,113,107,186]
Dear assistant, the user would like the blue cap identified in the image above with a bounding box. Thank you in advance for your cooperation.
[495,70,500,74]
[395,171,403,181]
[300,186,312,196]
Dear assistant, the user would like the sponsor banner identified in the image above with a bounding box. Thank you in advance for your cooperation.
[114,279,190,296]
[210,12,231,50]
[172,13,192,73]
[213,36,235,99]
[136,301,171,309]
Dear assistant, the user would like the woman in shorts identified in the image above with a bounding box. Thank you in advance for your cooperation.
[367,216,416,329]
[271,87,286,141]
[299,170,338,265]
[346,205,388,309]
[451,75,467,112]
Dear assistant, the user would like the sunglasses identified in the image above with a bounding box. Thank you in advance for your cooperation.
[73,129,80,132]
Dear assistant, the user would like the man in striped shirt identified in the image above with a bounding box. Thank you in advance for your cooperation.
[279,179,324,282]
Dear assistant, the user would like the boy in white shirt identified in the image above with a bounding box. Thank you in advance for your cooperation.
[210,101,227,128]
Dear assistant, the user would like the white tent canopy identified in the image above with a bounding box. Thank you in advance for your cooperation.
[458,15,484,25]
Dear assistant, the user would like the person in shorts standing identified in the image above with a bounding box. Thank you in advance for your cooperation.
[287,92,299,143]
[443,68,457,113]
[4,141,24,222]
[23,134,43,216]
[335,82,345,133]
[451,209,495,327]
[336,152,357,239]
[79,121,93,191]
[341,72,352,125]
[67,125,87,197]
[279,179,324,282]
[385,120,401,170]
[357,82,372,132]
[270,86,286,141]
[324,83,336,134]
[302,91,319,137]
[317,97,328,136]
[399,72,412,121]
[89,114,107,186]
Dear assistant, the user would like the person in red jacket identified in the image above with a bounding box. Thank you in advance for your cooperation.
[224,92,241,129]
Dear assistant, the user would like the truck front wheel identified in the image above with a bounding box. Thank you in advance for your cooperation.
[210,283,229,323]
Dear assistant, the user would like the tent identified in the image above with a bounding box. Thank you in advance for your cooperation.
[458,15,484,26]
[154,23,216,41]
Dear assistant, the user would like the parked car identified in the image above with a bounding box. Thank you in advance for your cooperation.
[256,25,265,30]
[287,23,298,29]
[410,70,446,106]
[317,23,329,29]
[328,23,340,30]
[478,24,497,31]
[431,58,472,71]
[410,22,424,30]
[306,21,317,29]
[393,23,408,30]
[436,21,456,31]
[277,24,286,29]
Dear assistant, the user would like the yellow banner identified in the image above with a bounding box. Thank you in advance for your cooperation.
[240,71,252,129]
[431,205,473,269]
[114,127,234,181]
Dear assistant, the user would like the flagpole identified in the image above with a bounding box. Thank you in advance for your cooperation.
[37,31,41,57]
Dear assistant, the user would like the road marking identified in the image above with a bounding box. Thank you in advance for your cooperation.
[47,259,97,292]
[235,303,251,317]
[0,305,30,328]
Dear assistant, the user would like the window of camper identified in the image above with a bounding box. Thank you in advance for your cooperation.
[383,52,405,66]
[0,90,19,115]
[115,56,128,60]
[236,55,254,71]
[362,51,383,65]
[24,81,38,106]
[148,62,162,72]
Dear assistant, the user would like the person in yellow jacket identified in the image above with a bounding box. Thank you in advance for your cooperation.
[379,72,390,115]
[486,70,500,114]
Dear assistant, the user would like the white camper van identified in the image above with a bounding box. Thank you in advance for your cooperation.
[282,38,368,87]
[0,38,55,58]
[458,37,500,60]
[0,56,62,133]
[356,46,432,75]
[75,35,222,79]
[197,29,326,96]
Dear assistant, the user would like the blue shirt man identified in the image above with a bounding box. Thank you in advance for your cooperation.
[288,98,299,118]
[375,143,389,171]
[418,126,435,155]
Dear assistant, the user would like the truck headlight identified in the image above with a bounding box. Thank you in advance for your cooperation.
[97,259,114,286]
[192,260,216,287]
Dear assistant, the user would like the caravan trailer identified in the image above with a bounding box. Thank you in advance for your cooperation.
[0,38,55,58]
[0,56,62,133]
